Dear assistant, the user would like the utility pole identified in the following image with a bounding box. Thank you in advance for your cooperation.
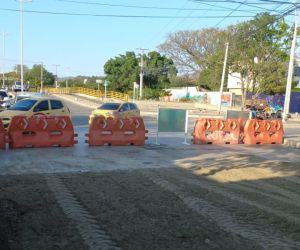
[17,0,32,94]
[53,64,60,88]
[104,80,109,100]
[133,82,137,102]
[40,62,43,92]
[137,48,148,99]
[1,32,9,89]
[65,67,70,88]
[283,6,297,121]
[218,42,229,114]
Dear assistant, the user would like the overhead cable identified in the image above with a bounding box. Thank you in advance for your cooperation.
[0,8,258,18]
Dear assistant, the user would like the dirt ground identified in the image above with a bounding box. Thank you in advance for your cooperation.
[1,147,300,250]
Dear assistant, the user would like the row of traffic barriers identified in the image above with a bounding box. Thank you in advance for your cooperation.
[86,116,148,146]
[0,116,283,149]
[0,116,148,149]
[192,118,284,145]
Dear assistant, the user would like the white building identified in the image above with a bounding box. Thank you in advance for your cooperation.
[227,72,243,95]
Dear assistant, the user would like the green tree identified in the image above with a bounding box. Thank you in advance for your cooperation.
[24,64,55,88]
[104,51,176,98]
[143,51,176,89]
[227,12,290,108]
[104,51,139,92]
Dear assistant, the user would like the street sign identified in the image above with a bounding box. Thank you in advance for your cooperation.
[156,108,189,145]
[158,108,186,132]
[103,80,109,87]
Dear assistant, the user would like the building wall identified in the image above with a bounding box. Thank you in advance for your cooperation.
[165,87,233,107]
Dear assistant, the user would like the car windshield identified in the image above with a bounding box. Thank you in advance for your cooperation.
[98,103,121,110]
[9,99,37,111]
[15,95,31,102]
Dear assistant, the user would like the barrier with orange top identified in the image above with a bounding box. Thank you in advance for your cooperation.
[8,115,78,149]
[243,119,283,144]
[192,118,243,144]
[0,119,7,149]
[86,116,148,146]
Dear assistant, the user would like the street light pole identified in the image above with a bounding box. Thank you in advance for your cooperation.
[65,67,70,88]
[40,62,43,92]
[137,48,148,99]
[20,0,23,93]
[104,80,108,100]
[283,8,298,121]
[133,82,136,102]
[218,42,229,114]
[139,54,144,99]
[1,32,9,89]
[16,0,32,94]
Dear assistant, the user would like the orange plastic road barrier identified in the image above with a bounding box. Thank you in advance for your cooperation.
[8,115,77,149]
[0,119,7,149]
[243,119,283,145]
[86,116,148,146]
[192,118,243,144]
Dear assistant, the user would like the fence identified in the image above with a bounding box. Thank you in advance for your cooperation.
[43,87,128,102]
[245,92,300,113]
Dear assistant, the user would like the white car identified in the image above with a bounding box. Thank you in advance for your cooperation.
[12,81,28,92]
[0,90,11,111]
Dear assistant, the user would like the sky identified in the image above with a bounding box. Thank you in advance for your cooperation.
[0,0,296,77]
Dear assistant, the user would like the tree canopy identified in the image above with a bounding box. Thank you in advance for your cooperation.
[158,13,291,98]
[24,64,56,88]
[227,12,290,106]
[104,52,139,92]
[104,51,176,95]
[158,28,228,90]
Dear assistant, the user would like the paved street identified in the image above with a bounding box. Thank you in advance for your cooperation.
[1,95,300,250]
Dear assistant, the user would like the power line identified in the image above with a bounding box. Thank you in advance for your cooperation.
[147,0,190,46]
[55,0,271,12]
[0,8,259,19]
[190,0,293,5]
[176,0,292,30]
[213,0,249,27]
[190,0,295,14]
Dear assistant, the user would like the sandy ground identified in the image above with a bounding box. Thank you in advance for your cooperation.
[1,144,300,250]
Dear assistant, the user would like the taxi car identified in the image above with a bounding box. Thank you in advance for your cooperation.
[89,102,140,124]
[0,96,70,128]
